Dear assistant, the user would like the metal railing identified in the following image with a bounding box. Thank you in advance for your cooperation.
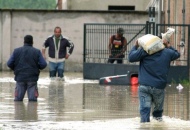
[84,23,190,66]
[156,24,190,66]
[83,23,147,63]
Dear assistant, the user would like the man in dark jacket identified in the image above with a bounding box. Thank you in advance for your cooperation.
[7,35,47,101]
[42,26,74,80]
[128,32,180,123]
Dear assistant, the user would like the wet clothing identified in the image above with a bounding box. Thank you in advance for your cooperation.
[49,61,65,78]
[138,85,165,122]
[128,45,180,122]
[7,43,47,101]
[15,82,39,101]
[43,35,74,78]
[108,35,126,64]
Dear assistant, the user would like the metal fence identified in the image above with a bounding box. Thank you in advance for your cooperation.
[83,23,147,64]
[83,23,190,66]
[156,24,190,67]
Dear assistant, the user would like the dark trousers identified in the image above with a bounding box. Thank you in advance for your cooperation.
[108,56,123,64]
[14,82,38,101]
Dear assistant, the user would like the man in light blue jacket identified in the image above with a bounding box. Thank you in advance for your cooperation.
[128,35,180,123]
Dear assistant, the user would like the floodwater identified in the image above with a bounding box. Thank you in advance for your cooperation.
[0,71,190,130]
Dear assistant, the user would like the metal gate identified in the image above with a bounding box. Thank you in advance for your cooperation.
[83,23,147,64]
[156,24,190,83]
[83,23,190,83]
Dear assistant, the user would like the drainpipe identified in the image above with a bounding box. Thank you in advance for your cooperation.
[57,0,62,10]
[157,0,162,35]
[179,0,185,65]
[0,11,2,70]
[180,0,185,47]
[167,0,170,24]
[158,0,162,24]
[181,0,185,42]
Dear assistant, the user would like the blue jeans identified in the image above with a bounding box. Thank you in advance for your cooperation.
[14,82,38,101]
[49,61,65,78]
[138,85,165,123]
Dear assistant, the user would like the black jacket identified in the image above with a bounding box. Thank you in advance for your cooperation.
[43,35,74,58]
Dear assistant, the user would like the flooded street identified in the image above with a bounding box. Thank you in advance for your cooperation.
[0,71,190,130]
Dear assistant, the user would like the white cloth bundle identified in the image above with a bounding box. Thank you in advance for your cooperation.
[161,27,175,42]
[138,34,165,55]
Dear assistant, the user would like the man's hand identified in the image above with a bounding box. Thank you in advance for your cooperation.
[115,54,123,58]
[163,39,171,48]
[42,49,46,59]
[65,54,70,59]
[42,54,46,60]
[135,40,139,47]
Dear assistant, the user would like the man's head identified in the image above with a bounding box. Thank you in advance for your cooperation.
[117,28,124,36]
[54,26,62,38]
[24,35,33,44]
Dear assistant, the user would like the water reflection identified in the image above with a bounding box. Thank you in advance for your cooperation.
[164,85,190,120]
[47,81,65,121]
[83,84,139,120]
[48,81,64,112]
[0,72,190,130]
[14,102,38,121]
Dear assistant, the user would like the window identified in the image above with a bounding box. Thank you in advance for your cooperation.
[108,6,135,11]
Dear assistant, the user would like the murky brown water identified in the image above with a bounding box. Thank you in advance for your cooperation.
[0,71,190,130]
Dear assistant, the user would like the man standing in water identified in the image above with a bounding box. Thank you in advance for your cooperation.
[128,29,180,122]
[7,35,47,101]
[42,26,74,80]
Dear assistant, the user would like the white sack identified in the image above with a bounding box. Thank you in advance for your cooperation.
[138,34,165,55]
[161,27,175,42]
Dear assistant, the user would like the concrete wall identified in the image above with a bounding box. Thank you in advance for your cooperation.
[67,0,151,11]
[0,10,149,72]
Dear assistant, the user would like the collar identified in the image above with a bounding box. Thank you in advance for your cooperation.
[53,35,63,39]
[24,43,33,46]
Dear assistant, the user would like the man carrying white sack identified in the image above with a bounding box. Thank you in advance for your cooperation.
[128,28,180,123]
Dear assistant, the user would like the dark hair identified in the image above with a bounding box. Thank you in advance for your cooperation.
[54,26,61,32]
[24,35,33,44]
[117,28,124,35]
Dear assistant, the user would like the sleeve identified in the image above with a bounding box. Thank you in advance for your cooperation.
[42,37,50,49]
[128,46,148,62]
[168,47,180,61]
[7,51,15,70]
[38,51,47,70]
[67,39,74,55]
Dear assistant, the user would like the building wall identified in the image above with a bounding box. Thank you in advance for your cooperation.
[0,10,148,72]
[163,0,190,24]
[67,0,150,11]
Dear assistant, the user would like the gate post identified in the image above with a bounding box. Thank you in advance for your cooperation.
[148,7,156,35]
[188,26,190,81]
[83,24,87,63]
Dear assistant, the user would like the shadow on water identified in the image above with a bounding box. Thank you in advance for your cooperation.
[0,71,190,130]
